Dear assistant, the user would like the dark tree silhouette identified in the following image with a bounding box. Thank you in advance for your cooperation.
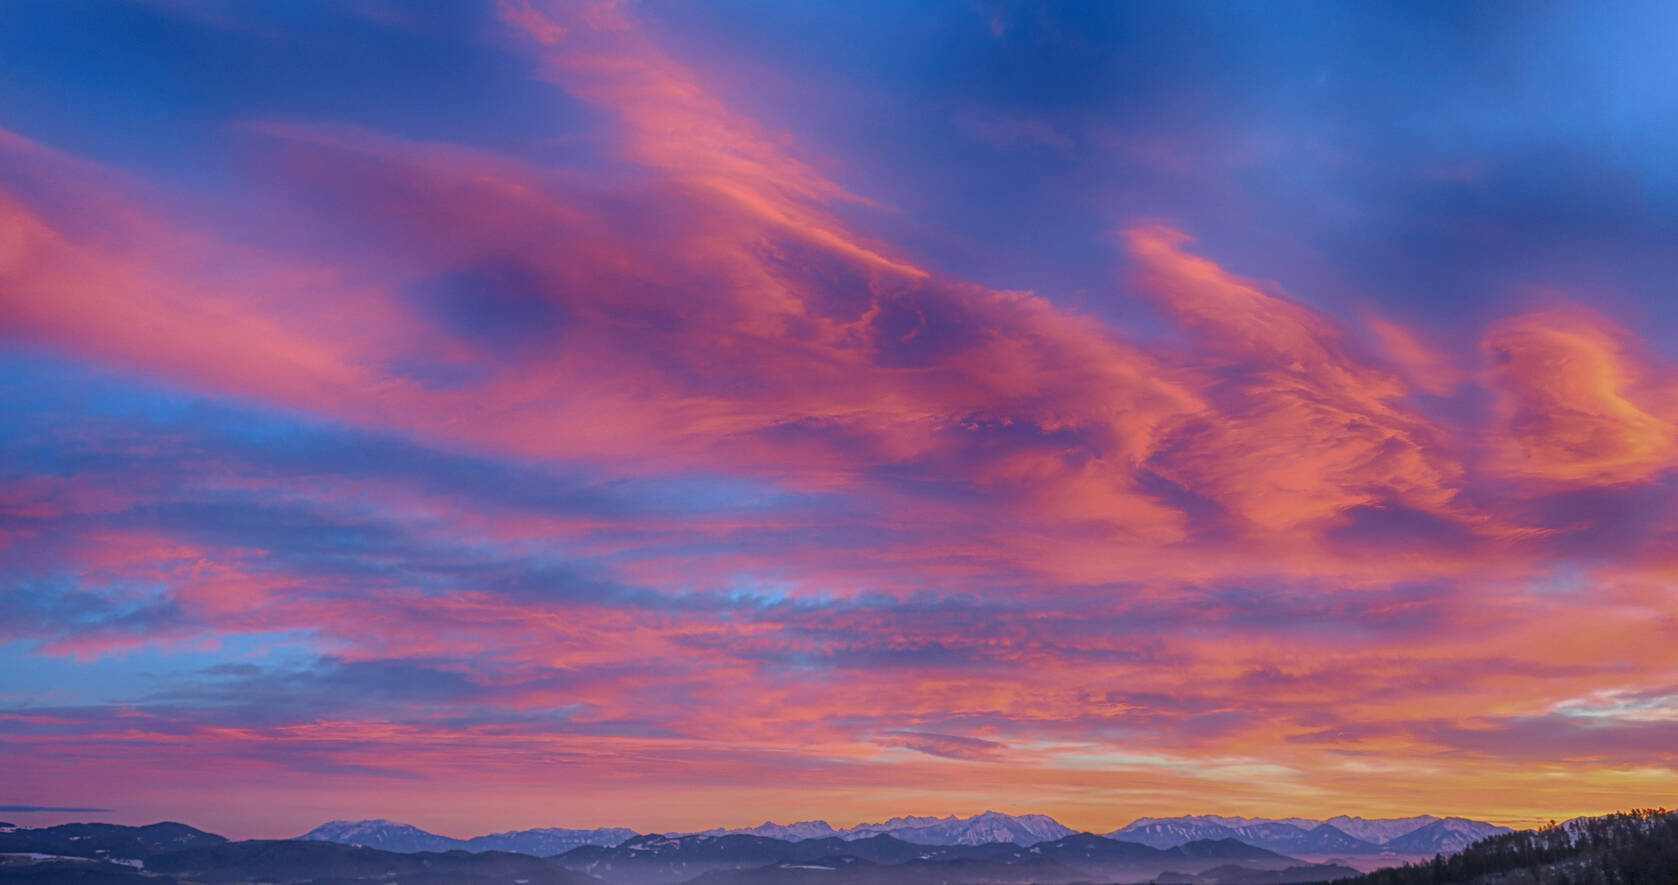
[1332,810,1678,885]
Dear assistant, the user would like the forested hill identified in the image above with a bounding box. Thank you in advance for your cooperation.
[1335,809,1678,885]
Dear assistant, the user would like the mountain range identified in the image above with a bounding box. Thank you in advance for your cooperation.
[5,811,1664,885]
[300,819,637,855]
[300,811,1508,859]
[1104,815,1509,855]
[0,822,1356,885]
[691,812,1077,847]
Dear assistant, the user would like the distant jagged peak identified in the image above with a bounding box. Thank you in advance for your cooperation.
[298,820,460,853]
[301,819,640,854]
[300,819,446,839]
[847,810,1075,845]
[846,814,956,831]
[686,820,841,840]
[481,826,639,837]
[1321,814,1441,844]
[307,818,416,831]
[1126,814,1318,830]
[1108,813,1510,852]
[674,811,1076,845]
[296,810,1511,856]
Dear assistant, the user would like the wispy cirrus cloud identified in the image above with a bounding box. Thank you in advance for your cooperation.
[0,805,115,813]
[874,731,1010,762]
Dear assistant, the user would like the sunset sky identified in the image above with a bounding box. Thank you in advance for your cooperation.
[3,0,1677,840]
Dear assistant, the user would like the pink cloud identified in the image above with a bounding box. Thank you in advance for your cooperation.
[1483,308,1678,486]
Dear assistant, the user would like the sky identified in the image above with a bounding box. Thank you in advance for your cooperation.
[2,0,1677,840]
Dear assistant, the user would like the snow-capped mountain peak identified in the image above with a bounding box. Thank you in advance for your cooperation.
[300,811,1509,858]
[847,811,1075,846]
[301,819,638,855]
[299,820,459,853]
[688,821,840,840]
[1321,815,1440,845]
[674,812,1074,846]
[1106,814,1510,854]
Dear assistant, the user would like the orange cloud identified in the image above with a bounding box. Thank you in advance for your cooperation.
[1122,225,1465,534]
[1483,308,1678,485]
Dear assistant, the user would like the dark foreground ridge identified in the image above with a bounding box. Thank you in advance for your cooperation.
[1330,809,1678,885]
[3,811,1668,885]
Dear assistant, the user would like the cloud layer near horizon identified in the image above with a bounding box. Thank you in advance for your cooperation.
[2,0,1676,839]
